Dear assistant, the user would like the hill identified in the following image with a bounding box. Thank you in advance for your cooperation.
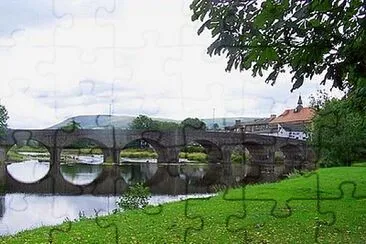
[48,115,180,129]
[48,115,261,130]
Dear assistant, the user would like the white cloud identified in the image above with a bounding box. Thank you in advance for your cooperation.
[0,0,344,129]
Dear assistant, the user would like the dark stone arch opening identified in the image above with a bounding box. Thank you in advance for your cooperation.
[5,139,51,184]
[59,137,105,186]
[181,139,223,164]
[120,139,161,163]
[119,138,163,184]
[244,143,268,163]
[280,144,305,173]
[179,142,208,163]
[242,142,269,181]
[231,144,251,164]
[61,137,107,165]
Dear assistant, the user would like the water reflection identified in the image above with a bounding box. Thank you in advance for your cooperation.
[7,160,50,183]
[72,155,103,164]
[61,164,103,185]
[1,155,248,236]
[0,193,214,236]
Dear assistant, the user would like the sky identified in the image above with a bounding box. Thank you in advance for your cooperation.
[0,0,345,129]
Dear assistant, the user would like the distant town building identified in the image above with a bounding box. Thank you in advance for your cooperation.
[225,96,315,140]
[269,96,315,140]
[224,115,277,133]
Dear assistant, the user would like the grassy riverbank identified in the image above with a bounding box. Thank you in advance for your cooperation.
[2,165,366,243]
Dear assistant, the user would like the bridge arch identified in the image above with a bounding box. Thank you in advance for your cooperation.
[181,139,223,164]
[122,138,173,163]
[279,143,306,173]
[5,138,51,184]
[120,138,160,163]
[59,137,109,165]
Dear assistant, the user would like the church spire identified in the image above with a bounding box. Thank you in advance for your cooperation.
[298,95,303,106]
[296,95,303,111]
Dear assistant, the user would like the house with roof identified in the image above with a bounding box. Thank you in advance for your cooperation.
[224,115,277,133]
[269,96,315,140]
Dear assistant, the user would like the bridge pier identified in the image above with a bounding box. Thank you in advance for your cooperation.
[281,145,316,174]
[246,145,279,182]
[0,159,5,187]
[102,148,121,164]
[49,147,62,175]
[300,148,317,170]
[0,146,6,163]
[0,145,12,162]
[220,145,234,164]
[157,147,180,163]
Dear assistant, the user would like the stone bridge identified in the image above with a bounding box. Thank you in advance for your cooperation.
[0,128,315,182]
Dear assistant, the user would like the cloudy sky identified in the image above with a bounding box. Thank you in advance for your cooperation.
[0,0,344,129]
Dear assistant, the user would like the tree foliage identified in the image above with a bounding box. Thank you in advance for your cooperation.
[61,120,81,133]
[129,115,156,130]
[309,96,366,167]
[181,117,207,130]
[129,115,180,130]
[130,115,208,131]
[190,0,366,92]
[308,89,332,111]
[0,104,9,137]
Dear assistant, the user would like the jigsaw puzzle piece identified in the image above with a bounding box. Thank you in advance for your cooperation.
[314,168,366,242]
[52,0,116,60]
[36,46,134,120]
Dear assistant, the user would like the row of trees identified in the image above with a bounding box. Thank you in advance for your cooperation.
[129,115,207,130]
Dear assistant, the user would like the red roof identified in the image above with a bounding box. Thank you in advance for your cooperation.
[269,107,315,124]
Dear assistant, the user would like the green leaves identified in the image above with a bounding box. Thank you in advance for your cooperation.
[0,104,9,137]
[191,0,366,91]
[310,96,366,166]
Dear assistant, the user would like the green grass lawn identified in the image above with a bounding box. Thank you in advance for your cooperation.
[1,166,366,243]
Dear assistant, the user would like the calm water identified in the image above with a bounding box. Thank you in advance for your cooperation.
[0,154,246,236]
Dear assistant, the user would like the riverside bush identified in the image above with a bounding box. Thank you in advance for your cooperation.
[116,183,151,211]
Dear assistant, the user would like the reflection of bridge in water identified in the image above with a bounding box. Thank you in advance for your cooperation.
[2,163,244,195]
[0,128,316,195]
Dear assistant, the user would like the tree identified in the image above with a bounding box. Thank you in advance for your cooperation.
[308,89,332,111]
[130,115,180,130]
[154,120,180,130]
[309,96,366,167]
[0,104,9,137]
[190,0,366,92]
[181,118,207,130]
[61,120,81,133]
[129,115,157,130]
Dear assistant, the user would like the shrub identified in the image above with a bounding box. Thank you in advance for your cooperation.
[116,183,151,211]
[286,169,311,179]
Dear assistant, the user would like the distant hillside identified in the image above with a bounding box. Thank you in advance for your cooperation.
[49,115,261,130]
[49,115,134,129]
[48,115,180,129]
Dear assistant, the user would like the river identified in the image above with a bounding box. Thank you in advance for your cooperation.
[0,153,248,236]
